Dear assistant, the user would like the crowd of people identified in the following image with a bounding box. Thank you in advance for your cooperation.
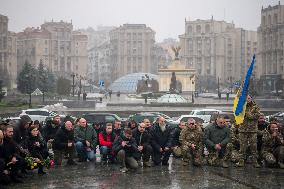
[0,94,283,187]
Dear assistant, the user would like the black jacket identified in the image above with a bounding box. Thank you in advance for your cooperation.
[2,137,18,163]
[132,128,151,146]
[53,126,74,151]
[43,120,61,141]
[150,124,173,152]
[21,134,46,158]
[112,134,138,157]
[13,124,28,145]
[169,127,182,147]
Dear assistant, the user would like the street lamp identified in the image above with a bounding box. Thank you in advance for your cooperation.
[24,74,32,108]
[70,73,75,97]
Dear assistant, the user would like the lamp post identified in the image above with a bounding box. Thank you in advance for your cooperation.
[71,73,75,97]
[25,74,32,108]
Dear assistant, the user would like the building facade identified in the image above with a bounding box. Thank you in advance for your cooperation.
[257,2,284,94]
[0,14,17,89]
[17,20,88,79]
[109,24,156,81]
[88,42,112,87]
[179,18,257,91]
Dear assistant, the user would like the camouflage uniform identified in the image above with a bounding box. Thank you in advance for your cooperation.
[224,124,240,163]
[262,130,284,168]
[179,127,203,166]
[237,101,261,167]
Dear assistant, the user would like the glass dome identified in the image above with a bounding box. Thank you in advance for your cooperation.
[156,94,188,103]
[109,73,158,93]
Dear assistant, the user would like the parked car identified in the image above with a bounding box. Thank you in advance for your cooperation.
[170,115,205,125]
[19,108,56,123]
[266,112,284,125]
[189,109,222,123]
[128,112,159,124]
[82,113,123,126]
[146,112,173,121]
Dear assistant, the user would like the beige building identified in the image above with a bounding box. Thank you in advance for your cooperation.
[179,18,257,90]
[17,20,88,79]
[0,14,17,89]
[109,24,156,81]
[257,2,284,93]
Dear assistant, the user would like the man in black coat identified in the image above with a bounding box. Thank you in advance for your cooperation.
[0,129,11,185]
[169,121,186,158]
[150,117,173,166]
[112,128,139,173]
[43,115,61,149]
[13,115,31,145]
[2,125,25,183]
[132,122,152,167]
[53,121,76,166]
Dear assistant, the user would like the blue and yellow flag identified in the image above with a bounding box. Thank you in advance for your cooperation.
[233,55,256,125]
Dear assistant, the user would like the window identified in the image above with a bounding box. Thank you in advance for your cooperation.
[196,25,201,33]
[187,26,192,34]
[205,24,210,33]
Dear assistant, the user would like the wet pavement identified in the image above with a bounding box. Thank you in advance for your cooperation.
[6,157,284,189]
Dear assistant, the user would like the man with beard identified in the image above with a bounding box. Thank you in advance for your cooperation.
[2,125,25,183]
[170,121,186,158]
[43,115,61,150]
[262,122,284,168]
[132,122,152,167]
[236,94,261,168]
[53,121,77,166]
[180,118,203,166]
[113,128,139,173]
[150,117,173,166]
[204,115,230,168]
[13,115,31,145]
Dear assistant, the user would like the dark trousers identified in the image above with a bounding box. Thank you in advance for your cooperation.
[152,149,172,165]
[117,149,138,169]
[53,147,75,165]
[134,144,153,162]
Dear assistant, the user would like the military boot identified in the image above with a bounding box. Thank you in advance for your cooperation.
[236,159,244,167]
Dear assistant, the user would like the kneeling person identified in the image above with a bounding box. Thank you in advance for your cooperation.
[180,118,203,166]
[113,128,139,173]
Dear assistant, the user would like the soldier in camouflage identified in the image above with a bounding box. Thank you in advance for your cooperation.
[180,118,203,166]
[262,122,284,168]
[236,94,261,168]
[223,122,241,163]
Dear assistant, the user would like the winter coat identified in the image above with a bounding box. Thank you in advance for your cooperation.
[239,101,260,133]
[53,126,74,151]
[74,125,97,149]
[204,122,230,150]
[43,120,61,141]
[169,127,182,147]
[112,134,138,157]
[98,131,116,148]
[150,124,173,152]
[132,128,151,146]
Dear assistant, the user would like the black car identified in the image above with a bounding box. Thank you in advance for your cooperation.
[82,113,122,126]
[128,112,159,124]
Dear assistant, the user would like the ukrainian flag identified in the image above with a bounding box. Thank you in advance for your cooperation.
[233,55,256,125]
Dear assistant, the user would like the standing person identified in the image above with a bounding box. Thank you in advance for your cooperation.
[180,118,203,166]
[143,118,152,131]
[113,120,122,137]
[257,113,269,161]
[132,123,152,167]
[112,128,139,173]
[53,121,77,166]
[204,115,230,168]
[236,94,261,168]
[262,122,284,168]
[74,118,97,162]
[22,125,48,174]
[150,117,173,166]
[98,123,116,164]
[43,115,61,150]
[170,121,186,158]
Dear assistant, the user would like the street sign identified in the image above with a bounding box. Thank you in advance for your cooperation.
[99,80,104,87]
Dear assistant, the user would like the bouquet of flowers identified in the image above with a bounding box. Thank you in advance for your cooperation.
[25,157,55,170]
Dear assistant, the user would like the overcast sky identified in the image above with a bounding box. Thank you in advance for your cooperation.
[0,0,282,42]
